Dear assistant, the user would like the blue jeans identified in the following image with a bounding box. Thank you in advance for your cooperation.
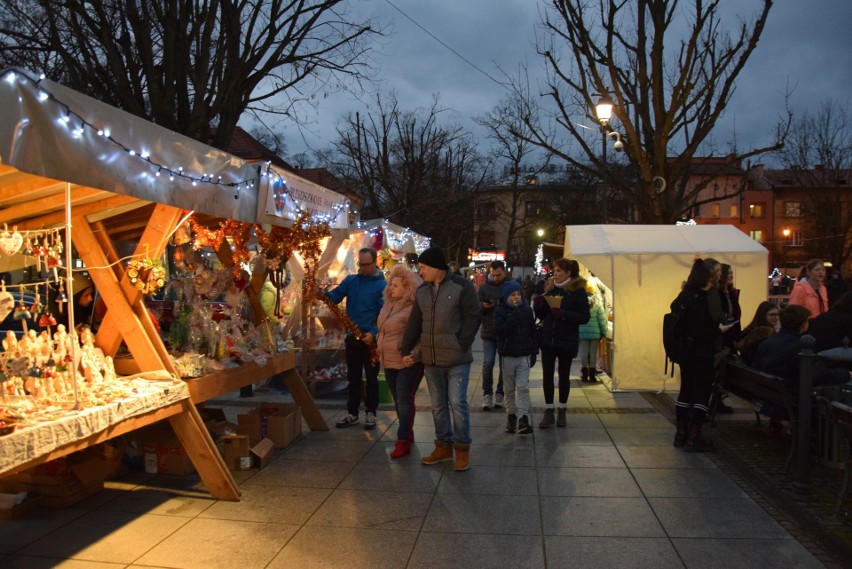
[481,338,504,396]
[385,364,424,442]
[425,363,472,444]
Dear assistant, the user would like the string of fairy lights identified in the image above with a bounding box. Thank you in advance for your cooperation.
[352,219,430,253]
[1,68,351,225]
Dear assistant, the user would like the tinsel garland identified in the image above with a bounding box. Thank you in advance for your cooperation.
[187,212,376,362]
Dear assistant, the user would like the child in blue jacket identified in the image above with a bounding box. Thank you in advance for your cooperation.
[494,280,539,434]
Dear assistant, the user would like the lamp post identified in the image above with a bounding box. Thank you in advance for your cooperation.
[595,95,615,224]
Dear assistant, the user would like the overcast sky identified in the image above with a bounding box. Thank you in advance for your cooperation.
[273,0,852,164]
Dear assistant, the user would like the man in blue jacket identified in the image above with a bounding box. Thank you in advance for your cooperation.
[326,248,386,430]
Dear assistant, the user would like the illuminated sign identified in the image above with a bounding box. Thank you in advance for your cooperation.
[469,250,505,262]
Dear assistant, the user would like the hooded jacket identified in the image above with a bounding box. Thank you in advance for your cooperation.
[578,290,608,341]
[532,276,591,355]
[325,268,386,337]
[400,270,481,366]
[494,284,538,357]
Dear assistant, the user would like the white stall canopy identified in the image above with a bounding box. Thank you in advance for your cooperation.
[565,224,768,392]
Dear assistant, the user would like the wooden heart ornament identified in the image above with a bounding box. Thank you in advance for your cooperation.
[0,229,23,256]
[0,291,13,321]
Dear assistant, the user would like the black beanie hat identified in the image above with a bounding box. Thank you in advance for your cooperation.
[418,247,447,270]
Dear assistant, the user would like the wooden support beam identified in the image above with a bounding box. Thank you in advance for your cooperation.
[280,366,329,431]
[12,194,143,231]
[72,216,165,372]
[168,400,240,501]
[95,204,182,376]
[0,187,106,225]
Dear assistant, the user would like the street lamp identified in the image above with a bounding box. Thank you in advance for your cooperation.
[536,228,545,238]
[594,95,615,223]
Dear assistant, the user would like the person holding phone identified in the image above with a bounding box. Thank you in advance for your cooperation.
[477,261,507,410]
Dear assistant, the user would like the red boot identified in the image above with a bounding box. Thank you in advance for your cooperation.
[390,440,411,459]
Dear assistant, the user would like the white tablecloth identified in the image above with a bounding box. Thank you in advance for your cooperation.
[0,379,189,475]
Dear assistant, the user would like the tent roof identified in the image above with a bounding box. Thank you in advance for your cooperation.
[565,224,767,257]
[0,69,351,236]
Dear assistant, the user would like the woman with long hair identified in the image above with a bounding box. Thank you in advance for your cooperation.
[376,264,424,458]
[718,264,741,350]
[735,301,779,365]
[672,259,721,452]
[788,259,828,318]
[532,258,590,428]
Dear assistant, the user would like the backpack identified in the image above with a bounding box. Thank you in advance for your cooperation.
[663,291,699,375]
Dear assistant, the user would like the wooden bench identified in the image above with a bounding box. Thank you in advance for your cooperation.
[716,359,797,470]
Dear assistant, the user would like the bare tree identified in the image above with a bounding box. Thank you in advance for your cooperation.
[322,92,485,258]
[476,94,554,261]
[511,0,788,223]
[0,0,378,149]
[773,99,852,266]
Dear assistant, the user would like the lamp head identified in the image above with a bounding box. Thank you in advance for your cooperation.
[594,95,614,126]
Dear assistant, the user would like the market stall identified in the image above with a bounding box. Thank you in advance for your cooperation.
[295,218,429,382]
[0,68,338,499]
[564,224,768,392]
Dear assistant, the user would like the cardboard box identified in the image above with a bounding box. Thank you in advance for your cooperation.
[136,425,195,476]
[251,438,275,469]
[221,435,252,471]
[0,492,42,519]
[0,443,120,510]
[237,404,301,448]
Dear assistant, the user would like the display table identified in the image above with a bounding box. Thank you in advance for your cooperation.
[0,378,240,501]
[182,352,328,431]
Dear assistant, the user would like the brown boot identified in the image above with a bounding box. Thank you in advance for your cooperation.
[453,443,470,471]
[421,440,454,465]
[539,408,555,429]
[556,407,567,427]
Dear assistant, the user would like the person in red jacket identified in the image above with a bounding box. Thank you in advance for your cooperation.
[788,259,828,318]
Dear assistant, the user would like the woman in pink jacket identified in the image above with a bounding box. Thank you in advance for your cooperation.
[376,264,424,458]
[789,259,829,318]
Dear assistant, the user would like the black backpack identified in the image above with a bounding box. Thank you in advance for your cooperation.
[663,291,699,375]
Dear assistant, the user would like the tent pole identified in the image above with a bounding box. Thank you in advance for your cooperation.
[65,182,79,410]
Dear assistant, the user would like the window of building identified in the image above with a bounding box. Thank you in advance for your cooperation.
[749,203,764,218]
[784,201,804,217]
[711,204,720,218]
[730,204,738,217]
[525,200,547,218]
[749,230,763,243]
[478,230,496,248]
[476,202,496,219]
[789,230,803,247]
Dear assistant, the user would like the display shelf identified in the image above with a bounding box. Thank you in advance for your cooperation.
[182,352,328,432]
[0,384,240,501]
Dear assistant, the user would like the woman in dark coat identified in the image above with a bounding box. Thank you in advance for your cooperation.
[532,258,590,429]
[673,259,722,452]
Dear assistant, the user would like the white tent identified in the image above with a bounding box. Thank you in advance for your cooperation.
[564,224,769,392]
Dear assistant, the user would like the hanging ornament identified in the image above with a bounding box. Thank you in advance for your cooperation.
[55,280,67,314]
[30,287,42,315]
[0,225,23,256]
[22,234,33,256]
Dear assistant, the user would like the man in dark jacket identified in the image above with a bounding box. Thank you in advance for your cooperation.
[326,248,386,430]
[401,247,481,472]
[478,260,507,410]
